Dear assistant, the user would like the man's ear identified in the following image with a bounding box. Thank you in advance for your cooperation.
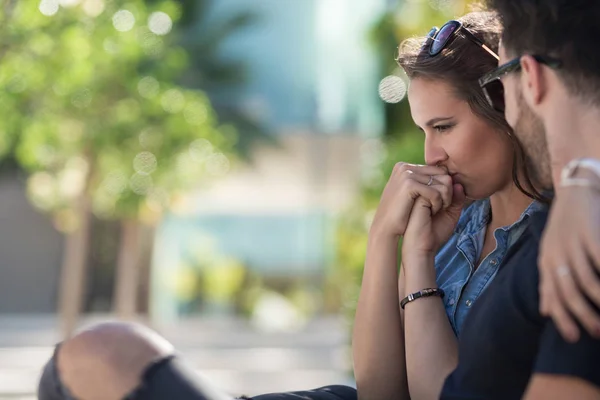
[520,55,546,109]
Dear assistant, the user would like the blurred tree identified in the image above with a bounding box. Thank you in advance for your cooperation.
[0,0,240,336]
[333,0,480,324]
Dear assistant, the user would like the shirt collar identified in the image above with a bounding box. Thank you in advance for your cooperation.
[455,198,490,237]
[455,198,549,238]
[497,199,549,233]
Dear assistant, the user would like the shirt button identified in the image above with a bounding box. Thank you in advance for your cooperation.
[449,298,455,305]
[466,299,473,307]
[490,259,498,265]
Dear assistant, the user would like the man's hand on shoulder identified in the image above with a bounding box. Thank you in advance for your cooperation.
[538,184,600,342]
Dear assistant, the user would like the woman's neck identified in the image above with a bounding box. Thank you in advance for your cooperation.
[487,183,535,230]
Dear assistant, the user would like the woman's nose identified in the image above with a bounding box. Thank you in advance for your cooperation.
[424,136,448,167]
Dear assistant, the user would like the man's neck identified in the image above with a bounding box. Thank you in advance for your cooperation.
[545,96,600,185]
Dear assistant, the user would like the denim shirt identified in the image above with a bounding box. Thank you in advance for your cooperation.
[434,198,548,337]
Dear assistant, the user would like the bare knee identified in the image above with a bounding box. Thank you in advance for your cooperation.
[57,322,174,400]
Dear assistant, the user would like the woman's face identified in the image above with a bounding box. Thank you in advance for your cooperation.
[407,78,514,199]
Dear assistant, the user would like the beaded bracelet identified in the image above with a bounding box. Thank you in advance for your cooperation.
[400,288,445,309]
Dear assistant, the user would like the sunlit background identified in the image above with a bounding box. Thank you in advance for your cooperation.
[0,0,477,398]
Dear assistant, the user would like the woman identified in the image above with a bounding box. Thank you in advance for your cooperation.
[352,10,548,400]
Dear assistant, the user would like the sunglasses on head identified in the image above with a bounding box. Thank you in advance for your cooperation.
[479,55,562,113]
[424,20,499,60]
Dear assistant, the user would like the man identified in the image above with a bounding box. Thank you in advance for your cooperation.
[440,0,600,399]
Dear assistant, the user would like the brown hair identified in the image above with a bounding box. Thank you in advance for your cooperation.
[396,11,546,203]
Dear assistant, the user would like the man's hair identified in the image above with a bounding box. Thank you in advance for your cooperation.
[489,0,600,105]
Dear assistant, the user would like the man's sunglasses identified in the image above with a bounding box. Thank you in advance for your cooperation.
[424,20,499,60]
[479,55,562,113]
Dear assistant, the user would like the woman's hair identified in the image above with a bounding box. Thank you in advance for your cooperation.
[396,11,547,203]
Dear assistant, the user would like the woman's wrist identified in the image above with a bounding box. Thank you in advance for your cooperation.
[401,253,437,289]
[401,251,436,270]
[368,227,400,247]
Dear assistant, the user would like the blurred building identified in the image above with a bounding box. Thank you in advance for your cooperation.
[151,0,387,322]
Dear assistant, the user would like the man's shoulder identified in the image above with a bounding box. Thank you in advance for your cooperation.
[500,208,549,271]
[439,209,550,399]
[494,209,549,306]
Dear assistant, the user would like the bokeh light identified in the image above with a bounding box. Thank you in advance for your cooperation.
[189,139,213,162]
[82,0,105,17]
[28,172,57,211]
[429,0,453,11]
[57,157,89,200]
[130,173,153,195]
[176,151,195,177]
[148,12,173,36]
[133,151,158,175]
[140,30,164,56]
[29,172,55,200]
[58,119,85,143]
[161,89,185,113]
[59,0,81,7]
[184,102,208,125]
[39,0,59,16]
[139,128,163,149]
[102,171,128,195]
[112,10,135,32]
[35,145,57,168]
[138,76,160,99]
[206,153,230,176]
[58,168,86,199]
[146,187,169,212]
[378,75,407,104]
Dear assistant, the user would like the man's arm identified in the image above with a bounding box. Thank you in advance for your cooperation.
[524,374,600,400]
[527,311,600,400]
[538,166,600,342]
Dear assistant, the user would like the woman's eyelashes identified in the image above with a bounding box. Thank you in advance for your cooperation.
[433,123,455,133]
[416,121,456,133]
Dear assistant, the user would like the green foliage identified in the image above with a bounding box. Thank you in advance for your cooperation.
[0,0,237,226]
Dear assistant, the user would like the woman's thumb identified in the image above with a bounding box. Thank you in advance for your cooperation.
[448,183,466,214]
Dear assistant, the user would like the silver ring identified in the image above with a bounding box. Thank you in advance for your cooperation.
[427,175,434,186]
[557,265,571,278]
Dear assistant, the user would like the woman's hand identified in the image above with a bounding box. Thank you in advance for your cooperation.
[401,183,466,262]
[370,162,453,241]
